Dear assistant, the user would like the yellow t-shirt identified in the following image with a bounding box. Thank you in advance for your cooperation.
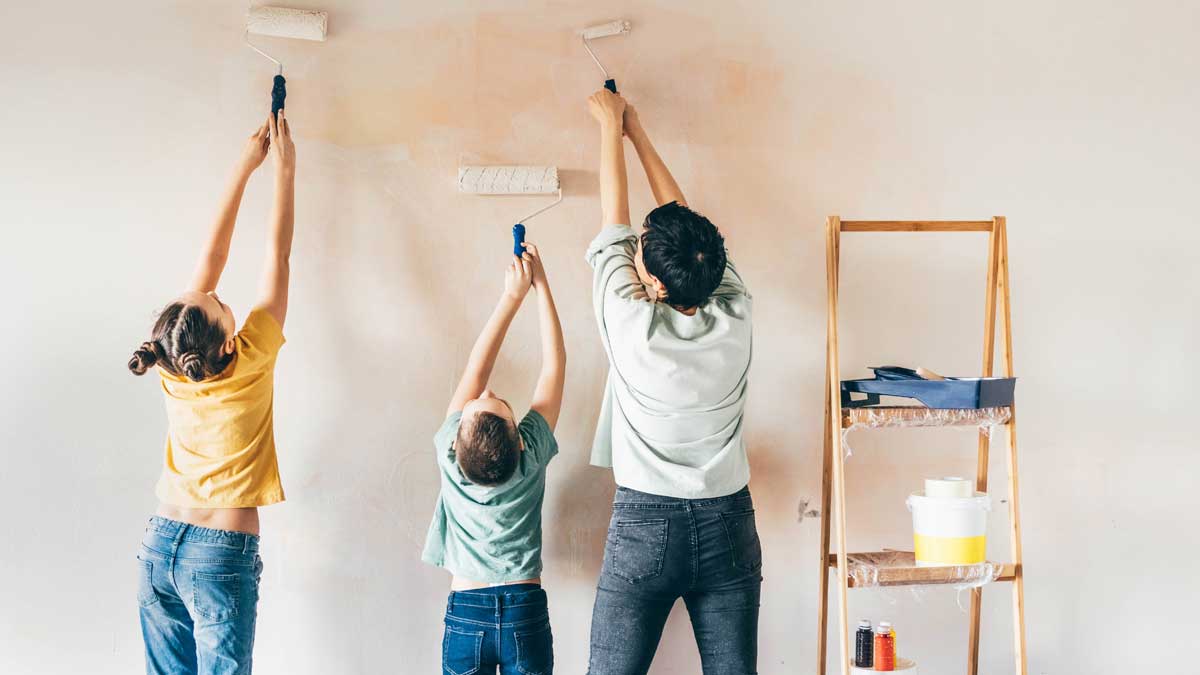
[155,308,286,508]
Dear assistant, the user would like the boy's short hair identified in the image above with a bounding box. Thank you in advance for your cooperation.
[640,202,727,308]
[456,412,521,486]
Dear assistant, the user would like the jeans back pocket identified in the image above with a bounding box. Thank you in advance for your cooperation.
[514,622,553,675]
[192,571,241,623]
[718,509,763,573]
[609,518,669,584]
[443,625,484,675]
[136,558,159,608]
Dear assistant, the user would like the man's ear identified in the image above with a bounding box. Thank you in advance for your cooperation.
[223,335,236,356]
[648,274,667,301]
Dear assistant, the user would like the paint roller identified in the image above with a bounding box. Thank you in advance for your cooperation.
[581,20,631,93]
[458,166,563,255]
[244,5,328,114]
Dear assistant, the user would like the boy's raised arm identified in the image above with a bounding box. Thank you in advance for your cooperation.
[623,104,687,208]
[523,244,566,431]
[588,89,631,228]
[446,255,533,416]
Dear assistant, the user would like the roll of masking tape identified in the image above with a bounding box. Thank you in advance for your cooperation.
[924,477,974,498]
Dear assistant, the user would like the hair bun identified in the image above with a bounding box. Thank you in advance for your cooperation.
[127,341,162,376]
[179,351,206,382]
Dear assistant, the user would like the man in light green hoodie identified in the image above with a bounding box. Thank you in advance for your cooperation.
[584,88,760,675]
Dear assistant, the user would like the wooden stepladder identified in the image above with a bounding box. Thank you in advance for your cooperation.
[816,217,1028,675]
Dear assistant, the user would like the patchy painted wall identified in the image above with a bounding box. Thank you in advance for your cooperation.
[1,0,1197,673]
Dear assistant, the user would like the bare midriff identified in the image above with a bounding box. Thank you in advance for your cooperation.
[451,576,541,591]
[156,503,261,536]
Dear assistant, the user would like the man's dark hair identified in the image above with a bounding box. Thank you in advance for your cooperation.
[455,412,521,486]
[640,201,727,309]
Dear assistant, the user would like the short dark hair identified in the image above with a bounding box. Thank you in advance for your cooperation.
[640,202,727,308]
[128,302,233,382]
[455,412,521,486]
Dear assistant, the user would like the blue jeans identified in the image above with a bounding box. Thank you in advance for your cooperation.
[136,517,263,675]
[442,584,554,675]
[587,486,763,675]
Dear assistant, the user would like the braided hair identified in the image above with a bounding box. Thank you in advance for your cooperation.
[128,302,232,382]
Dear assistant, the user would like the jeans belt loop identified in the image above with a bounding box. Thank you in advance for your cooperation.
[243,535,250,555]
[171,524,187,556]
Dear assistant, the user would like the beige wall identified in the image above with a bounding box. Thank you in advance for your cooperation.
[2,1,1197,673]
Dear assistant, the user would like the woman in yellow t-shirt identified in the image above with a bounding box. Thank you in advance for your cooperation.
[126,110,295,674]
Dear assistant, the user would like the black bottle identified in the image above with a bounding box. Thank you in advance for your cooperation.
[855,619,874,668]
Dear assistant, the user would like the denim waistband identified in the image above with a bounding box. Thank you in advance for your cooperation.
[613,484,752,509]
[449,584,545,610]
[146,516,260,554]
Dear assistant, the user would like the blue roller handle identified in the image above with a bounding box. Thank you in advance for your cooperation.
[604,78,617,93]
[271,75,286,115]
[512,223,526,256]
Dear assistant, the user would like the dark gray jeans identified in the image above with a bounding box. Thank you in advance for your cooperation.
[587,485,763,675]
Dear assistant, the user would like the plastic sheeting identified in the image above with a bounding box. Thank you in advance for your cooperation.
[840,406,1011,457]
[838,551,1003,590]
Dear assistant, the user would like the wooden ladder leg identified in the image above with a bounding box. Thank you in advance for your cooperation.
[830,388,850,675]
[1006,418,1028,675]
[817,349,833,675]
[968,439,991,672]
[825,217,851,675]
[968,218,1001,674]
[996,219,1028,675]
[1006,412,1027,675]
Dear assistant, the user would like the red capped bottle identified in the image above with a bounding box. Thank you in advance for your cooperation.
[873,622,895,671]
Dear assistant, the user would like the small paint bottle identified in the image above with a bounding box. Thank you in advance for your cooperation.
[874,622,895,671]
[854,619,873,667]
[888,622,897,663]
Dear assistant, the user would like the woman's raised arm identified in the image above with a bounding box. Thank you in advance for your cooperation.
[254,110,296,327]
[189,120,271,293]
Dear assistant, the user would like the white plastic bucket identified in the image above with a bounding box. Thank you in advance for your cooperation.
[851,657,918,673]
[906,491,991,565]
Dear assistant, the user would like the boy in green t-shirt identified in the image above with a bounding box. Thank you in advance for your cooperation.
[422,242,566,675]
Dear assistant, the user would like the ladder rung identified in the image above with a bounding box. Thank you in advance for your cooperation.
[840,220,994,232]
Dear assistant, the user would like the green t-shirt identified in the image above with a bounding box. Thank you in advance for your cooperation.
[421,410,559,582]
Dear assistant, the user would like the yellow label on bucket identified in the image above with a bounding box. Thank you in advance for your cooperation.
[913,534,986,564]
